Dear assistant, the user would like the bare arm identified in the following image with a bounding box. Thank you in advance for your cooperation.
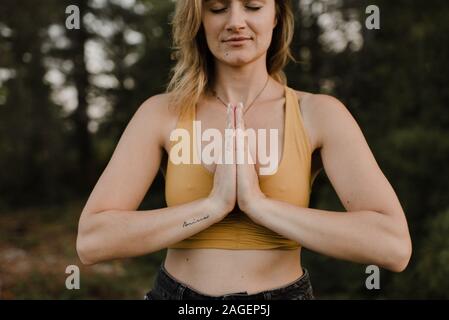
[76,94,226,265]
[243,94,412,272]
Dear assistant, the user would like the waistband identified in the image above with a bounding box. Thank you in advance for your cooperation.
[154,262,312,300]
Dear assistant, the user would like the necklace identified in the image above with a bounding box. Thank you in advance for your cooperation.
[212,75,270,115]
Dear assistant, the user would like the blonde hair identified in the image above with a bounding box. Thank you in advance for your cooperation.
[166,0,296,115]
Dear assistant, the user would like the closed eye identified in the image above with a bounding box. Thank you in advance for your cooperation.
[210,7,226,13]
[210,6,263,14]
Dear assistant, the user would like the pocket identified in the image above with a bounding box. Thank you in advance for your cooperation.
[144,290,153,300]
[294,287,315,300]
[279,284,315,300]
[145,287,174,300]
[287,292,314,300]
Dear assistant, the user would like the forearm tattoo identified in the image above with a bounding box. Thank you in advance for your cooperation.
[183,215,210,228]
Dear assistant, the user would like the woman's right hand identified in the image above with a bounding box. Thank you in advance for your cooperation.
[208,103,237,221]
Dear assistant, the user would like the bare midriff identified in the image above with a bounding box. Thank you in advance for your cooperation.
[164,247,303,296]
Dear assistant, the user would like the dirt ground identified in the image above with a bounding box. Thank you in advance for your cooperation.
[0,201,164,299]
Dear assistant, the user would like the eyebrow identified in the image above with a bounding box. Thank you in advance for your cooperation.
[204,0,265,4]
[205,0,258,3]
[204,0,227,4]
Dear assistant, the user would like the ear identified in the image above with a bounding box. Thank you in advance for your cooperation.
[273,16,278,28]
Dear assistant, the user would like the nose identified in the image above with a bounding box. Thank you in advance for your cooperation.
[225,4,247,32]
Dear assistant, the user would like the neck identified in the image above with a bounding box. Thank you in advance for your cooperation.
[211,55,271,106]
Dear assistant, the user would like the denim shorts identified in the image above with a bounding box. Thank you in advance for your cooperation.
[144,262,315,300]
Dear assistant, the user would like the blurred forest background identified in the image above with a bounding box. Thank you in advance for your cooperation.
[0,0,448,299]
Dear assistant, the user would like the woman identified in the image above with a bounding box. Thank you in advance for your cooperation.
[76,0,412,300]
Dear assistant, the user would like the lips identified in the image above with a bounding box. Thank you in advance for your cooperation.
[224,36,252,42]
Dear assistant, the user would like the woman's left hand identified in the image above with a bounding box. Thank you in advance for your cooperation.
[235,103,266,214]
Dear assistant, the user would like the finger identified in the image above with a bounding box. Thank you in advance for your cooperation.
[236,102,257,166]
[226,103,234,129]
[236,102,244,130]
[224,103,235,165]
[235,102,253,165]
[236,103,244,164]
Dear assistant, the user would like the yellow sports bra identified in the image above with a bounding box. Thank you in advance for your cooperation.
[165,86,313,250]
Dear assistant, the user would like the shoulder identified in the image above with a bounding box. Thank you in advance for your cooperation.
[137,92,175,118]
[137,91,182,125]
[292,90,357,149]
[129,92,178,146]
[292,89,348,118]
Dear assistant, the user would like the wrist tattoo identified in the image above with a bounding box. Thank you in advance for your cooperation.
[183,215,210,227]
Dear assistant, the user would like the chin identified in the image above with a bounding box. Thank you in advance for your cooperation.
[221,53,255,67]
[226,59,252,67]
